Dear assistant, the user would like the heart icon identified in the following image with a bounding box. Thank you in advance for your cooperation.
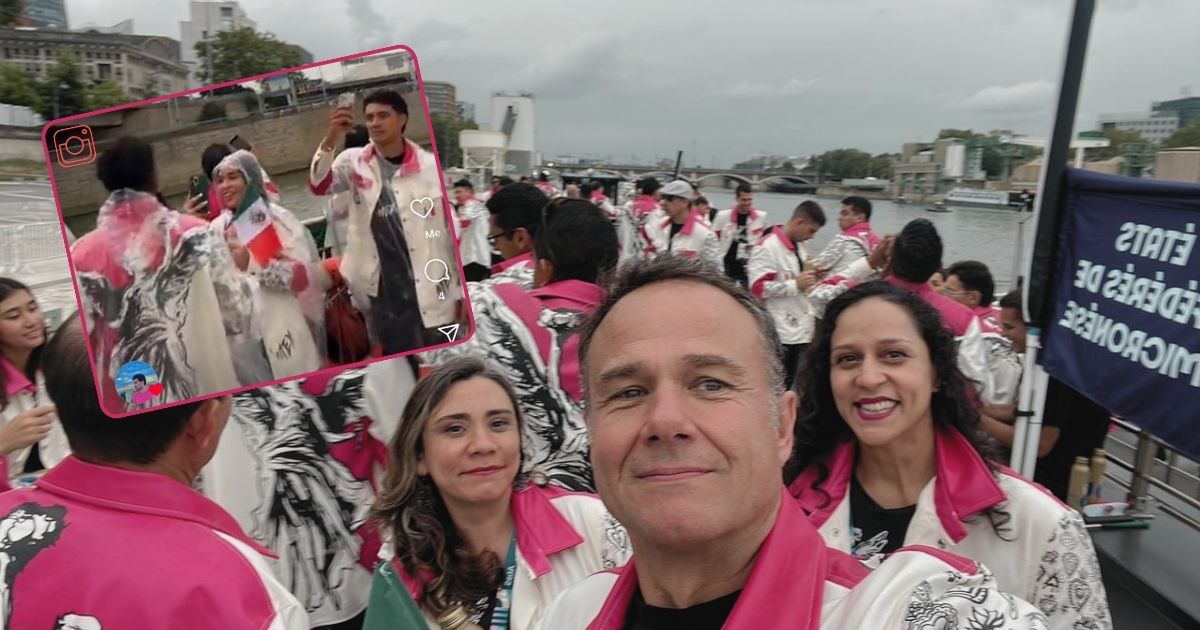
[149,383,164,396]
[409,196,435,219]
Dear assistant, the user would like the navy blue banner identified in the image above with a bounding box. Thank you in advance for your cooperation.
[1041,168,1200,461]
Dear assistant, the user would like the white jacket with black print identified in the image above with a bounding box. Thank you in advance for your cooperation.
[646,211,723,271]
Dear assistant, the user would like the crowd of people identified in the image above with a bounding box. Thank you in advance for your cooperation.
[65,88,466,413]
[0,158,1120,628]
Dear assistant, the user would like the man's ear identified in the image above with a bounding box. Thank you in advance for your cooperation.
[184,398,225,452]
[776,390,798,467]
[514,227,535,252]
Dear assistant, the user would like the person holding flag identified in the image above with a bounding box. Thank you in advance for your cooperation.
[213,150,329,379]
[364,356,629,630]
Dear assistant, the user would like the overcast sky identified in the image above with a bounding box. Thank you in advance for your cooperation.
[70,0,1200,167]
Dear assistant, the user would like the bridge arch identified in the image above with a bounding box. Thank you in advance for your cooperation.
[693,173,753,188]
[756,174,815,186]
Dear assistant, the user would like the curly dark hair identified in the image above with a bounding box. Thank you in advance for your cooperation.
[785,281,1012,538]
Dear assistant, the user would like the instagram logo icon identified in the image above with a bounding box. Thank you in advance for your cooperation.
[53,125,96,168]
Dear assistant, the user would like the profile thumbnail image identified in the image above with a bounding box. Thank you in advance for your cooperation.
[114,361,163,411]
[48,46,467,415]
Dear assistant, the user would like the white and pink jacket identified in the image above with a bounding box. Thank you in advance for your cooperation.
[747,227,816,345]
[811,221,879,278]
[0,361,69,490]
[455,196,492,269]
[590,191,619,223]
[378,484,630,630]
[711,207,768,260]
[646,211,723,271]
[790,429,1112,630]
[486,251,536,290]
[537,488,1048,629]
[0,456,307,629]
[973,305,1024,406]
[616,195,664,262]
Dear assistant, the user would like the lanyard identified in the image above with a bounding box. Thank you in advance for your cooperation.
[488,533,518,630]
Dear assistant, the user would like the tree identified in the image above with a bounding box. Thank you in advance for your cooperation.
[36,48,88,120]
[85,79,130,111]
[0,0,23,28]
[194,28,303,85]
[1164,122,1200,149]
[812,148,873,180]
[1088,128,1152,159]
[197,101,227,122]
[868,154,893,179]
[938,128,983,141]
[430,113,479,168]
[0,64,41,109]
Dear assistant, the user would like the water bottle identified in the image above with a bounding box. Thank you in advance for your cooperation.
[1067,456,1090,511]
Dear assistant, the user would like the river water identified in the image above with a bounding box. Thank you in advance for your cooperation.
[207,170,1034,292]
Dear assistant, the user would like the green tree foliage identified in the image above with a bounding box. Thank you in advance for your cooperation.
[812,148,874,180]
[197,101,228,122]
[0,0,23,28]
[430,113,479,168]
[0,64,41,109]
[869,154,893,179]
[1163,122,1200,149]
[36,48,88,120]
[194,28,303,85]
[85,79,130,111]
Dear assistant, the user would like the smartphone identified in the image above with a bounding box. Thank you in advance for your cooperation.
[229,134,252,151]
[337,92,355,110]
[188,174,207,200]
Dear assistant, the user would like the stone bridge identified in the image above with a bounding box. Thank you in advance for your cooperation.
[545,163,819,190]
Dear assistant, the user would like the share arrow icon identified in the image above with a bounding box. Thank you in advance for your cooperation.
[437,324,460,342]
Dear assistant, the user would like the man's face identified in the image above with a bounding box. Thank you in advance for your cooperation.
[364,102,406,146]
[940,274,980,308]
[488,214,527,260]
[838,204,865,230]
[1000,307,1028,353]
[490,178,501,192]
[662,195,690,222]
[133,379,145,392]
[453,186,471,206]
[788,216,820,243]
[736,191,754,211]
[585,280,796,552]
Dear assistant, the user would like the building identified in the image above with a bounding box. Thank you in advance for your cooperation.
[491,92,536,176]
[20,0,68,29]
[1097,112,1179,144]
[423,81,457,119]
[1153,96,1200,130]
[178,1,257,88]
[1155,147,1200,183]
[0,26,189,99]
[456,100,475,123]
[340,50,412,82]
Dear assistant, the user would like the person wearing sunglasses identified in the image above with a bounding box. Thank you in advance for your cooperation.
[646,180,722,271]
[421,199,620,492]
[482,183,549,290]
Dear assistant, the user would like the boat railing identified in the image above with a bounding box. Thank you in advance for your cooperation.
[1103,417,1200,532]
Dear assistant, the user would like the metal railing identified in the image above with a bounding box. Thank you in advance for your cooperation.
[0,221,69,274]
[1103,417,1200,532]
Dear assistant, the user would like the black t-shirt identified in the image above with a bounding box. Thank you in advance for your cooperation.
[667,219,685,249]
[1035,377,1112,500]
[624,588,741,630]
[849,475,916,560]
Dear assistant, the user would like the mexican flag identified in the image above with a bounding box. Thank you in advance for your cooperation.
[232,187,283,267]
[362,560,430,629]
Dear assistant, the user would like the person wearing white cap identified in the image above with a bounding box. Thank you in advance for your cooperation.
[646,180,722,270]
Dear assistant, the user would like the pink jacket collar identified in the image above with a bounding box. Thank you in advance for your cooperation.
[587,489,828,630]
[659,210,700,236]
[789,429,1006,544]
[361,139,423,176]
[1,355,36,397]
[528,279,606,311]
[37,455,276,557]
[730,206,762,223]
[887,276,977,336]
[632,195,659,216]
[396,484,587,599]
[492,250,534,275]
[769,225,796,252]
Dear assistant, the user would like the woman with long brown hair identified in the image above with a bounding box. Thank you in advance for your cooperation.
[364,356,628,630]
[0,278,69,490]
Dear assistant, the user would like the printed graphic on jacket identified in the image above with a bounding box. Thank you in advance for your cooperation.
[0,503,67,626]
[231,370,383,618]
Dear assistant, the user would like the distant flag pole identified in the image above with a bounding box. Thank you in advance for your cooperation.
[672,150,683,180]
[1012,0,1097,476]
